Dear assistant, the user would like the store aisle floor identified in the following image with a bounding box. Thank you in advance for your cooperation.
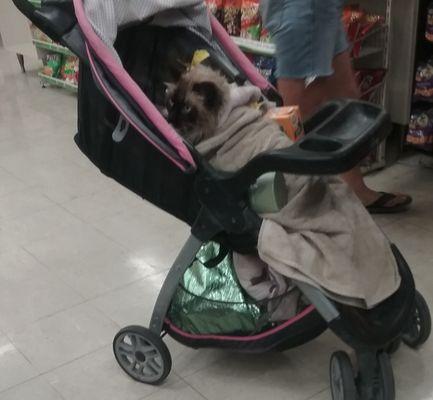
[1,48,433,400]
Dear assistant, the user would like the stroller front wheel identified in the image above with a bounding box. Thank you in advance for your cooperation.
[329,351,357,400]
[113,325,172,385]
[402,291,431,348]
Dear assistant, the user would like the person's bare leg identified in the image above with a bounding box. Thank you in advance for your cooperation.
[277,50,410,208]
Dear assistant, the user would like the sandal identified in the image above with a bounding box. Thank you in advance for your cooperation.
[366,192,412,214]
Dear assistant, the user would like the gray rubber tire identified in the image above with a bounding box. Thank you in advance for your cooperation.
[386,339,401,355]
[330,351,357,400]
[402,291,431,348]
[113,325,172,385]
[377,352,395,400]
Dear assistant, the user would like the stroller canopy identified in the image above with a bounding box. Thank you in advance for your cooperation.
[82,0,212,62]
[73,0,216,171]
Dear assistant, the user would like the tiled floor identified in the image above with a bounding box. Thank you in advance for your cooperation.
[1,48,433,400]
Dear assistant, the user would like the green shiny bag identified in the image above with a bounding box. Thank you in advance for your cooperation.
[167,242,268,335]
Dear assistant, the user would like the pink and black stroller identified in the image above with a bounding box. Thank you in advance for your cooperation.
[14,1,431,399]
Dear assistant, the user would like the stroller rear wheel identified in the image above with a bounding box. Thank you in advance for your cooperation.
[113,325,172,385]
[402,291,431,348]
[376,352,395,400]
[330,351,357,400]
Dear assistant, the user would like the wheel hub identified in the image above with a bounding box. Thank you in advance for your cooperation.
[135,351,146,363]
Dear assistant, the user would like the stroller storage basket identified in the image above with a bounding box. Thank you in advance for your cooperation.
[165,242,326,352]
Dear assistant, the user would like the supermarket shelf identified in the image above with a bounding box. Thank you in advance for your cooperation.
[29,0,41,7]
[231,36,383,60]
[33,39,75,56]
[353,24,388,44]
[38,73,78,93]
[357,46,384,59]
[231,36,275,57]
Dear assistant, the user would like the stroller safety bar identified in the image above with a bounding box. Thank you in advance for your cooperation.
[223,99,391,193]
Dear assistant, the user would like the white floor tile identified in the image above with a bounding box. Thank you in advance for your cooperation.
[92,204,189,269]
[90,273,167,328]
[62,187,143,223]
[0,168,27,199]
[47,246,160,300]
[0,377,62,400]
[0,205,83,253]
[45,346,172,400]
[140,380,207,400]
[24,222,125,271]
[183,351,328,400]
[0,188,55,222]
[9,304,118,373]
[0,335,38,393]
[0,248,82,332]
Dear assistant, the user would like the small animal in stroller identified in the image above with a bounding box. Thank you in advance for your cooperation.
[165,65,230,145]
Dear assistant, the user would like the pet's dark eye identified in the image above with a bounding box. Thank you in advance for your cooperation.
[183,105,192,113]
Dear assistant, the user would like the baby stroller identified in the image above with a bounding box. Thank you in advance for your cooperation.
[13,1,431,399]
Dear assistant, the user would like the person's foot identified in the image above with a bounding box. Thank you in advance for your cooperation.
[364,192,412,214]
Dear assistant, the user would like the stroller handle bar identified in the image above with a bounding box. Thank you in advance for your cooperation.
[222,99,391,193]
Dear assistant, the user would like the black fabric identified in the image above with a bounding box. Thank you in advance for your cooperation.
[165,309,327,352]
[76,50,199,224]
[75,26,243,225]
[331,245,416,348]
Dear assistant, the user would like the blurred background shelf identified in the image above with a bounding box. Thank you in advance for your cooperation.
[231,36,275,57]
[38,72,78,93]
[32,39,75,56]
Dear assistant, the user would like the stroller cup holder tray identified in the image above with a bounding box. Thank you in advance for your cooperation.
[229,99,391,188]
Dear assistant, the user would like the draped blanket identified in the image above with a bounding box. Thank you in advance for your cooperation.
[198,86,400,309]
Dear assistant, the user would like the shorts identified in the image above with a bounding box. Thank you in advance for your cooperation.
[260,0,349,79]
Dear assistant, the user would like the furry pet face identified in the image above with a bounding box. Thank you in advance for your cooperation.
[165,65,229,145]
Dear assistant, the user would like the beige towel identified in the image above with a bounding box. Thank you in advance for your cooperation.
[197,88,400,309]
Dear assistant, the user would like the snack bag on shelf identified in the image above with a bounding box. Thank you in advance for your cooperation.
[355,69,387,102]
[60,56,79,85]
[206,0,225,24]
[240,0,261,40]
[414,59,433,101]
[41,53,63,78]
[407,109,433,151]
[359,12,384,38]
[266,106,304,141]
[342,5,363,43]
[253,55,277,86]
[259,27,271,42]
[342,5,384,58]
[223,0,242,36]
[426,1,433,42]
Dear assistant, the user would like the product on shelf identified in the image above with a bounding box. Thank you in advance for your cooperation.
[41,53,63,78]
[60,55,79,85]
[206,0,224,24]
[414,59,433,101]
[355,68,387,101]
[259,27,271,43]
[342,5,384,58]
[426,1,433,42]
[407,108,433,151]
[222,0,242,36]
[253,55,276,86]
[240,0,261,40]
